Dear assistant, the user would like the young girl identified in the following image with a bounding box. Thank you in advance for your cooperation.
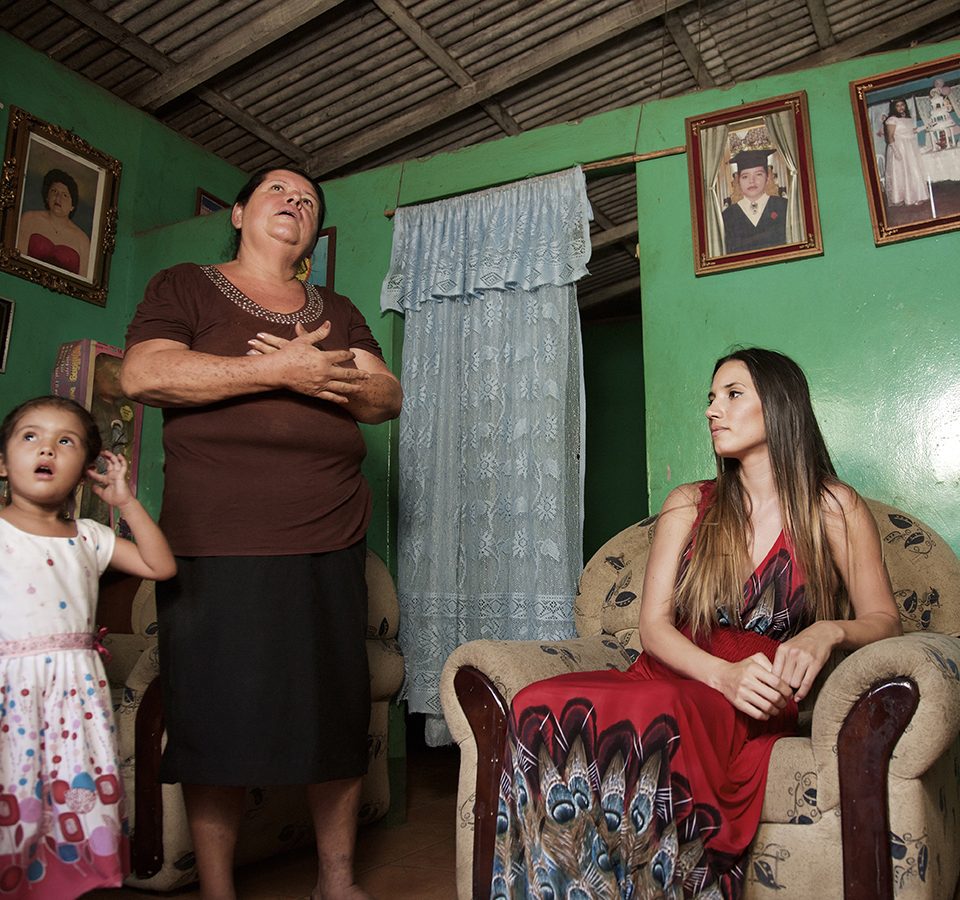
[0,395,176,898]
[492,348,902,899]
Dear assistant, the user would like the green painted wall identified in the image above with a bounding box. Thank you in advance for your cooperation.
[7,28,957,565]
[395,106,643,204]
[634,41,960,554]
[343,39,960,555]
[0,32,244,425]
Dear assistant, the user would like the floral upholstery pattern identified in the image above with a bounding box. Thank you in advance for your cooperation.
[440,498,960,900]
[101,550,404,891]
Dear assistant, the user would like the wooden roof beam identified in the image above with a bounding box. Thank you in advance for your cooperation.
[590,206,637,259]
[591,219,638,251]
[308,0,691,175]
[665,10,716,88]
[804,0,836,49]
[780,0,957,71]
[46,0,309,164]
[372,0,521,135]
[126,0,347,112]
[578,275,640,310]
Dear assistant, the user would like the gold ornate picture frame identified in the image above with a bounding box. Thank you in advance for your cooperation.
[685,91,823,276]
[850,53,960,246]
[0,106,121,306]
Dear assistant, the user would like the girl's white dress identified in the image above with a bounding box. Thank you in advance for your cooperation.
[0,517,128,898]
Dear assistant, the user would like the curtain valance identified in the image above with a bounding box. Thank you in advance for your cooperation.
[380,166,592,313]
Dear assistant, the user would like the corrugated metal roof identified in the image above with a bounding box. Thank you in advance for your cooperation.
[2,0,958,314]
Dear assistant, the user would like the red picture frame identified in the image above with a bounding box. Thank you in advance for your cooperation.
[685,91,823,276]
[850,52,960,246]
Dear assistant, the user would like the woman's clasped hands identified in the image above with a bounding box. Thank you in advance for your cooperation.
[247,321,369,404]
[772,620,843,703]
[716,653,793,721]
[718,620,841,720]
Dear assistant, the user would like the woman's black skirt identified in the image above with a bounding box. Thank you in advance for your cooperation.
[156,541,370,785]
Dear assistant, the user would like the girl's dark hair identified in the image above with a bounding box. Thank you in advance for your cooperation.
[888,98,911,118]
[42,169,80,217]
[231,167,326,258]
[1,396,101,468]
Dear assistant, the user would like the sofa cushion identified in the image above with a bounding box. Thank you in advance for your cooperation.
[865,499,960,635]
[760,736,818,825]
[575,517,657,638]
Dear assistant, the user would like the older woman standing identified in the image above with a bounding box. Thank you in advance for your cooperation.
[121,167,402,900]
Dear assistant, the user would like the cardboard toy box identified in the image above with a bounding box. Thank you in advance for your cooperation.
[51,340,143,534]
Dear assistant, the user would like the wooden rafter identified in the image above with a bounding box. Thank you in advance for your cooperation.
[805,0,836,49]
[779,0,959,71]
[372,0,521,136]
[126,0,347,112]
[590,206,637,260]
[307,0,690,175]
[578,275,640,310]
[591,220,639,251]
[44,0,310,164]
[665,10,716,87]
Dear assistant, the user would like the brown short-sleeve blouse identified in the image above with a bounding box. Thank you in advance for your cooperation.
[126,262,384,557]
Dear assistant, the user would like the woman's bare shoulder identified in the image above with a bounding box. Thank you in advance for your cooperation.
[19,209,43,228]
[820,480,861,513]
[820,480,875,534]
[658,482,704,525]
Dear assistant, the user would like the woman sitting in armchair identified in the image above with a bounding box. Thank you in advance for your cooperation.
[493,347,902,899]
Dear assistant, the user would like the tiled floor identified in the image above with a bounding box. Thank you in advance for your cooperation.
[85,743,460,899]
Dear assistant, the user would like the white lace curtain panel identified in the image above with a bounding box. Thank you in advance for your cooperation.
[381,167,592,742]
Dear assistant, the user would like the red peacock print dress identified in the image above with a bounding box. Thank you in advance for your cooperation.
[492,480,812,899]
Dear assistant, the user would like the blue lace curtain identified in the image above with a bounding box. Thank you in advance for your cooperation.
[381,167,592,743]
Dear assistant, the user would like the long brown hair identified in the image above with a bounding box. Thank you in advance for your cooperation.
[676,348,842,638]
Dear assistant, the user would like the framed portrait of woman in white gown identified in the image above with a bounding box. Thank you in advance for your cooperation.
[851,52,960,245]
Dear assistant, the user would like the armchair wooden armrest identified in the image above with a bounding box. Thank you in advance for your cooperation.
[132,675,165,878]
[812,633,960,899]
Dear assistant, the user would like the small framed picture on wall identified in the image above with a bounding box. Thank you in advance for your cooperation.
[850,52,960,245]
[685,91,823,275]
[0,297,13,373]
[0,106,122,306]
[195,188,228,216]
[296,226,336,290]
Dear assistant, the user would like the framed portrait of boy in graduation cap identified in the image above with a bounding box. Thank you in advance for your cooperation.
[685,91,823,275]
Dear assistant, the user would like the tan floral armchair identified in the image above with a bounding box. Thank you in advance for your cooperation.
[439,499,960,900]
[97,548,404,891]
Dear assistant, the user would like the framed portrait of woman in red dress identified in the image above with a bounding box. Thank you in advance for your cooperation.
[0,106,122,306]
